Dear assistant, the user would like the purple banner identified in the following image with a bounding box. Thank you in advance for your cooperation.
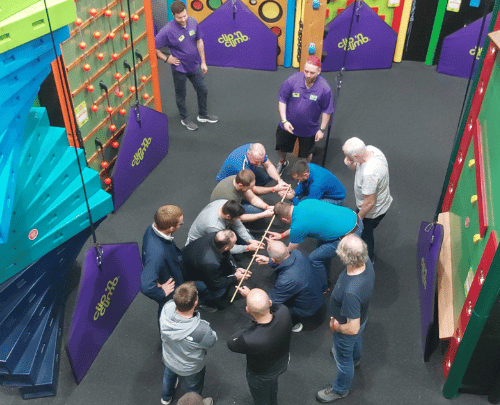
[437,14,492,79]
[112,105,169,211]
[417,222,443,359]
[200,0,277,71]
[322,3,397,72]
[66,243,142,383]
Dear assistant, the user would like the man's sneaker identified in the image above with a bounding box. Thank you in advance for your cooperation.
[181,118,198,130]
[160,398,172,405]
[197,304,218,313]
[202,397,214,405]
[292,323,303,333]
[197,114,219,123]
[276,160,289,176]
[316,387,349,402]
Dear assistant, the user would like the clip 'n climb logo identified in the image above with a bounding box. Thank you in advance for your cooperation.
[94,277,120,320]
[218,31,249,47]
[337,33,370,51]
[469,46,483,60]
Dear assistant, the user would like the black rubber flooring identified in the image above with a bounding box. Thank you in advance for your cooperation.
[2,61,491,405]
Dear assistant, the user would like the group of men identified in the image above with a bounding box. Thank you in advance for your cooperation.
[147,1,392,404]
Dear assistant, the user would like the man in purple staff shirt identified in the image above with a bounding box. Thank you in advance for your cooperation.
[155,0,218,131]
[275,55,334,174]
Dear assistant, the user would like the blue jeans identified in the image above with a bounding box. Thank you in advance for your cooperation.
[194,281,226,308]
[241,201,264,215]
[331,321,367,394]
[171,67,207,119]
[308,220,364,290]
[162,365,206,402]
[253,167,272,186]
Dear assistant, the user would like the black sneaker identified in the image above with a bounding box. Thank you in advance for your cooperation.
[197,114,219,123]
[316,387,349,402]
[276,160,289,176]
[197,304,218,313]
[181,118,198,130]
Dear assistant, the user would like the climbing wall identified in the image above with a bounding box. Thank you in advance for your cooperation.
[437,4,500,399]
[58,0,161,190]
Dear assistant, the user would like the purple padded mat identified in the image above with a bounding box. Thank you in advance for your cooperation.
[437,13,491,79]
[66,243,142,383]
[417,222,443,358]
[322,2,397,72]
[200,0,278,71]
[112,105,169,211]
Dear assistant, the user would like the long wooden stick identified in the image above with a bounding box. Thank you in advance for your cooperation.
[230,184,292,303]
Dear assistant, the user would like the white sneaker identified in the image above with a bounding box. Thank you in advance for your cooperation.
[292,323,303,332]
[203,397,214,405]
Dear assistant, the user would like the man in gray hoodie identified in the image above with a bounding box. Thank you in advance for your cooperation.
[160,282,217,405]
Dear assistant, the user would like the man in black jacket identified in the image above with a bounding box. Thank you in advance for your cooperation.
[227,288,293,405]
[181,230,251,310]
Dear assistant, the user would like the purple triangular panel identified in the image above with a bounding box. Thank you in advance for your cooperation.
[67,243,142,383]
[437,13,491,79]
[112,105,168,211]
[200,0,278,71]
[322,3,397,72]
[417,222,443,359]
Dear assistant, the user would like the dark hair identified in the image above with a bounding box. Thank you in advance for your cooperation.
[214,230,235,250]
[274,202,292,219]
[291,160,310,176]
[221,200,245,219]
[170,0,186,15]
[173,282,198,312]
[235,169,255,187]
[154,205,182,230]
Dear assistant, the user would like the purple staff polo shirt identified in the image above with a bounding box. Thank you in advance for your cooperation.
[278,72,334,138]
[155,16,201,74]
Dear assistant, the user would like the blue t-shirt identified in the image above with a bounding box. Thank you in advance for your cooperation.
[329,260,375,326]
[155,16,201,73]
[216,143,268,181]
[293,163,346,205]
[290,200,357,244]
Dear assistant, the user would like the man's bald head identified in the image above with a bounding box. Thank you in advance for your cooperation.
[267,240,289,264]
[246,288,271,318]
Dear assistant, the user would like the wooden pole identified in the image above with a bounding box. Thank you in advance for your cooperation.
[230,184,292,303]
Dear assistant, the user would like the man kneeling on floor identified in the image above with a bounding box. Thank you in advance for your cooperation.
[253,240,324,333]
[160,282,217,405]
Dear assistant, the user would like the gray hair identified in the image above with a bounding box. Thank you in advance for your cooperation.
[336,234,368,268]
[342,137,367,158]
[248,143,266,158]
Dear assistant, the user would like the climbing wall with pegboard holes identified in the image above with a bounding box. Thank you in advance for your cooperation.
[326,0,404,33]
[186,0,288,65]
[58,0,160,191]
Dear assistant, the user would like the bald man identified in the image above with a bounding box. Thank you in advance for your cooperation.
[227,289,292,405]
[255,240,324,332]
[216,143,288,194]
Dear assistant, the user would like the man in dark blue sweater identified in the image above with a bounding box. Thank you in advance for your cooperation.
[141,205,185,319]
[254,240,324,332]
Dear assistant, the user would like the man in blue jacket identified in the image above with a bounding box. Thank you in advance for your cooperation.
[141,205,185,319]
[253,240,324,332]
[279,160,345,206]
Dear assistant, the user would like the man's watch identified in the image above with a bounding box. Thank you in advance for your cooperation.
[281,119,288,124]
[164,55,171,63]
[319,128,325,132]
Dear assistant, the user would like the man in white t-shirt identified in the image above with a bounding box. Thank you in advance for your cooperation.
[342,137,392,262]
